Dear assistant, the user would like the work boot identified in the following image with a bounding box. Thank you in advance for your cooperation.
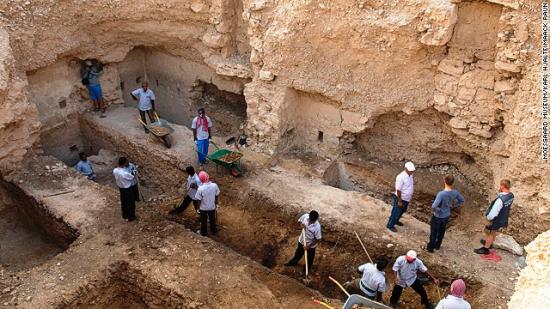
[284,262,297,267]
[425,303,434,309]
[387,227,398,232]
[474,247,490,255]
[395,221,404,226]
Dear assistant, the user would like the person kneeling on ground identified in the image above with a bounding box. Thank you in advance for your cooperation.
[284,210,322,274]
[435,279,471,309]
[390,250,439,309]
[169,166,201,215]
[474,179,514,255]
[425,175,464,253]
[344,256,388,302]
[75,152,96,181]
[113,157,137,222]
[195,171,220,236]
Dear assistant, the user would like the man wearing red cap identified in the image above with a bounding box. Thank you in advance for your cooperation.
[195,171,220,236]
[435,279,471,309]
[390,250,439,309]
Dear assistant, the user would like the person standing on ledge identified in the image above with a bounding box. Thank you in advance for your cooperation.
[386,162,415,232]
[425,175,465,253]
[284,210,322,274]
[195,171,220,236]
[113,157,137,222]
[192,107,212,165]
[75,152,96,181]
[131,81,156,134]
[82,60,106,118]
[474,179,514,255]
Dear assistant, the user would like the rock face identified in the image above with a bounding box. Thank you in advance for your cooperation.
[0,26,40,178]
[509,230,550,308]
[494,234,524,256]
[0,0,547,257]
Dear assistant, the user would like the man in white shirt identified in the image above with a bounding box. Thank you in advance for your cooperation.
[131,81,156,134]
[435,279,471,309]
[195,171,220,236]
[192,107,212,165]
[169,166,201,215]
[386,161,415,232]
[344,256,389,301]
[284,210,322,274]
[474,179,514,255]
[390,250,438,309]
[113,157,137,222]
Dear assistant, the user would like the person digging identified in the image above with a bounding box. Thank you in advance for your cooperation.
[474,179,514,255]
[284,210,322,276]
[390,250,439,309]
[169,166,201,215]
[344,256,389,302]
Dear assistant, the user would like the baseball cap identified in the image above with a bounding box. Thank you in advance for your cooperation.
[406,250,417,262]
[405,162,416,172]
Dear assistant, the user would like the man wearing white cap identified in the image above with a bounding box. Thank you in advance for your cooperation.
[386,161,416,232]
[390,250,438,309]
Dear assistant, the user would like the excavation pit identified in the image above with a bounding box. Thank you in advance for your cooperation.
[0,181,78,271]
[57,262,187,308]
[323,160,491,231]
[165,189,485,308]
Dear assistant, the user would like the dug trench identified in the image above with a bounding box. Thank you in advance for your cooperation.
[37,109,513,308]
[164,187,485,308]
[0,179,79,271]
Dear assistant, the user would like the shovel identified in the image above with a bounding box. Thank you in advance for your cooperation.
[302,229,310,284]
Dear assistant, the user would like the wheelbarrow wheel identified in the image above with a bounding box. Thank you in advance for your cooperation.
[161,135,172,148]
[230,166,242,177]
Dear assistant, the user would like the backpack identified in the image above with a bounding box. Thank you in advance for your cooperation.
[81,71,90,85]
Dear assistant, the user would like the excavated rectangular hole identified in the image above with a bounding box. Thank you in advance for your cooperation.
[0,181,78,271]
[166,190,485,308]
[56,262,187,308]
[322,160,488,230]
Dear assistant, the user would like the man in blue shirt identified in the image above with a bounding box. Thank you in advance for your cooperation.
[426,175,464,253]
[82,60,106,118]
[75,152,96,181]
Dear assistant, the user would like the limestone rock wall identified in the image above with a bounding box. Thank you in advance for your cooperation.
[0,1,548,221]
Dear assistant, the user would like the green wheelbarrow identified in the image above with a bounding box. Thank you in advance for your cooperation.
[197,141,244,177]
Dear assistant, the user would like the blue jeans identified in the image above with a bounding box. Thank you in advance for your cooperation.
[196,139,209,164]
[427,215,449,250]
[386,195,409,228]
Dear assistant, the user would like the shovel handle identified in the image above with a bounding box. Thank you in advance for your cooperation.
[312,300,335,309]
[328,276,350,297]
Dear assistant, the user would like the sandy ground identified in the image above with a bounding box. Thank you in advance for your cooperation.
[0,107,526,308]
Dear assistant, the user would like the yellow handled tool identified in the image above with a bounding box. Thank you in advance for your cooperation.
[302,229,309,279]
[328,276,350,297]
[354,231,373,264]
[312,299,335,309]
